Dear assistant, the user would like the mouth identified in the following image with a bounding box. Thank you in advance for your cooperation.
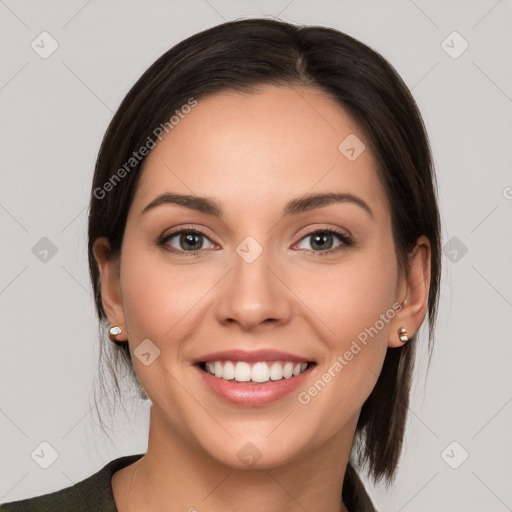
[197,360,316,384]
[193,348,317,405]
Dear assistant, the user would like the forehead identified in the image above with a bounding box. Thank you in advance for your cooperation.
[130,85,389,219]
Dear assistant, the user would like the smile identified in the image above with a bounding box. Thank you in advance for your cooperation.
[199,360,311,383]
[193,348,317,405]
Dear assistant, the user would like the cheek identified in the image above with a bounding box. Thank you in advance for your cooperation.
[295,247,399,349]
[121,239,190,332]
[119,241,212,340]
[293,243,399,411]
[121,270,174,341]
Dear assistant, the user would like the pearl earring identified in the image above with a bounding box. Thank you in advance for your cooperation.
[109,326,122,336]
[397,327,409,343]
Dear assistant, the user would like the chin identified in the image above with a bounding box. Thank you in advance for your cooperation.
[196,430,313,471]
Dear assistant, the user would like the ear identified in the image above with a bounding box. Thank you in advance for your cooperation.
[92,237,127,341]
[388,235,431,348]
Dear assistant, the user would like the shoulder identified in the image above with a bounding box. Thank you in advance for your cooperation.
[0,454,144,512]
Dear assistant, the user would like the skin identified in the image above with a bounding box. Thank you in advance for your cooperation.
[93,84,431,512]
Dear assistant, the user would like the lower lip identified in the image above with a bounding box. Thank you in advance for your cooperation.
[196,365,314,406]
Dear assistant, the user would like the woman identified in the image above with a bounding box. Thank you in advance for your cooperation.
[0,17,440,512]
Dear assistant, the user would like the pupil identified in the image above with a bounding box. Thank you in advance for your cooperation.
[181,233,202,250]
[311,233,332,251]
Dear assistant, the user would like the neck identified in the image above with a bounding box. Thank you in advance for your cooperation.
[113,405,355,512]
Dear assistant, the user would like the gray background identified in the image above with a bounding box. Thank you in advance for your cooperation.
[1,1,511,510]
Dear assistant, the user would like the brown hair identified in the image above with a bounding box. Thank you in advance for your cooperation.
[88,18,441,485]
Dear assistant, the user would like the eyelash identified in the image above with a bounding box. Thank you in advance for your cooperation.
[157,226,353,257]
[294,228,353,257]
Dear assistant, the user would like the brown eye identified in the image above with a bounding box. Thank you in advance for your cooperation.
[294,229,352,253]
[159,230,217,254]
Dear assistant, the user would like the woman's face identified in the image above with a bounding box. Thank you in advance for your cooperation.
[96,84,423,469]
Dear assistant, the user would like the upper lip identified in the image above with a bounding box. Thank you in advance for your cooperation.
[192,349,314,364]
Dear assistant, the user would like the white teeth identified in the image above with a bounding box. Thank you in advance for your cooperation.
[214,361,223,378]
[234,361,251,382]
[203,360,309,382]
[282,362,293,379]
[293,363,308,375]
[269,362,283,380]
[223,360,235,380]
[251,362,269,383]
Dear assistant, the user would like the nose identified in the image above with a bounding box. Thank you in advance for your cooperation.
[214,247,292,331]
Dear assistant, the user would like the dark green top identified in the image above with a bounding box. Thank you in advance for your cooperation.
[0,454,376,511]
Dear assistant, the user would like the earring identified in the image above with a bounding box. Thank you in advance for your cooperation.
[397,327,409,343]
[109,326,125,342]
[109,326,122,336]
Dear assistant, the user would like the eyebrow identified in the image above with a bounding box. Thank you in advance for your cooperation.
[141,192,373,219]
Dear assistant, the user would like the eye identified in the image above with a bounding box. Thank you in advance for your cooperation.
[158,228,217,255]
[293,229,352,254]
[157,227,352,256]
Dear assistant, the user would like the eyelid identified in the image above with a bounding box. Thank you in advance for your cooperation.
[157,225,220,255]
[293,224,352,242]
[160,224,219,244]
[291,226,353,253]
[158,224,353,255]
